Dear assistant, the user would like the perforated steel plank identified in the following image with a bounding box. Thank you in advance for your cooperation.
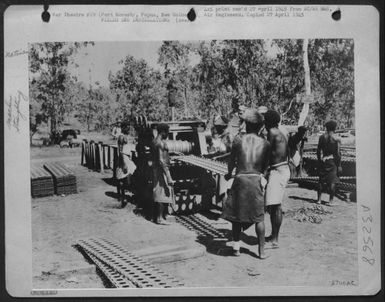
[77,238,184,288]
[176,215,226,239]
[174,155,228,175]
[31,166,52,180]
[87,252,136,288]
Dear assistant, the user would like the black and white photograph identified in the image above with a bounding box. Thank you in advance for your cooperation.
[28,38,358,289]
[4,4,380,297]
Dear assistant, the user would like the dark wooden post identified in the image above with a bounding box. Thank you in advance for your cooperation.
[98,141,104,172]
[90,140,95,170]
[112,145,118,179]
[81,139,87,166]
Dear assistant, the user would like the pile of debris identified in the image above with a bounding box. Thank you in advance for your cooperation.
[286,204,333,224]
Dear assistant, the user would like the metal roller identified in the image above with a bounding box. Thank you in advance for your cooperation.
[167,140,194,154]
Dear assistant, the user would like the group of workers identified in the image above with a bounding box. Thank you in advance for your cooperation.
[115,104,343,260]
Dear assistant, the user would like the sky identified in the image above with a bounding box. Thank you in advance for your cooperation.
[70,41,164,88]
[70,40,279,88]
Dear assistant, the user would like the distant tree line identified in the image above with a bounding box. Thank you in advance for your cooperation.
[29,39,354,142]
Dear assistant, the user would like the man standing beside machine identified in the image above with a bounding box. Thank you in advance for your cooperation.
[151,123,175,225]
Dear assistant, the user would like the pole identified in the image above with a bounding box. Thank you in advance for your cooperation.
[171,107,175,121]
[298,39,311,126]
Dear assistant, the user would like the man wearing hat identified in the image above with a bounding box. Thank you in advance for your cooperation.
[228,96,248,136]
[112,121,122,139]
[223,109,270,259]
[257,106,268,138]
[213,115,232,153]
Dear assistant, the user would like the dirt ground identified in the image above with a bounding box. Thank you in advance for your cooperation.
[31,143,358,289]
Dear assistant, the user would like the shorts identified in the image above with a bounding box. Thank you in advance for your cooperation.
[265,164,290,206]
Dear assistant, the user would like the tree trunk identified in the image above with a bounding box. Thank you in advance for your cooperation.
[50,116,57,135]
[298,39,311,126]
[184,86,188,118]
[87,102,91,132]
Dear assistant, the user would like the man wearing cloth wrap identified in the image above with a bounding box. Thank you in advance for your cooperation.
[316,120,342,205]
[264,110,290,249]
[223,109,270,259]
[151,123,175,224]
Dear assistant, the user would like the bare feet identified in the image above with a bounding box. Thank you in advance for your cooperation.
[259,252,269,259]
[266,241,279,249]
[265,235,273,242]
[159,219,171,225]
[233,249,241,257]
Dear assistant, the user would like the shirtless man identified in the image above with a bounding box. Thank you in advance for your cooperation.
[223,109,270,259]
[264,110,290,248]
[317,120,342,205]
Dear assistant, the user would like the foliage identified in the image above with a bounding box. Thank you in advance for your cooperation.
[29,42,93,142]
[29,39,355,140]
[308,39,354,128]
[109,55,169,121]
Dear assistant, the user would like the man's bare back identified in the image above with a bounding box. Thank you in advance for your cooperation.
[231,133,270,174]
[267,128,289,166]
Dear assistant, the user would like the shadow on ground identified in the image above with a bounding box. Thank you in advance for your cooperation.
[101,177,116,187]
[289,195,318,204]
[196,233,259,259]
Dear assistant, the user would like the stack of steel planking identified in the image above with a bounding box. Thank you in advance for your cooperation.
[76,238,184,288]
[44,162,77,195]
[30,166,54,197]
[302,152,356,163]
[290,176,356,191]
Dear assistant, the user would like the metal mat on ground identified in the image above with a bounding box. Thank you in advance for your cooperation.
[175,214,226,239]
[76,238,184,288]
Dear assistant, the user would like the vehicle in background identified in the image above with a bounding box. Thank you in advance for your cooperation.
[335,128,355,145]
[60,129,85,148]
